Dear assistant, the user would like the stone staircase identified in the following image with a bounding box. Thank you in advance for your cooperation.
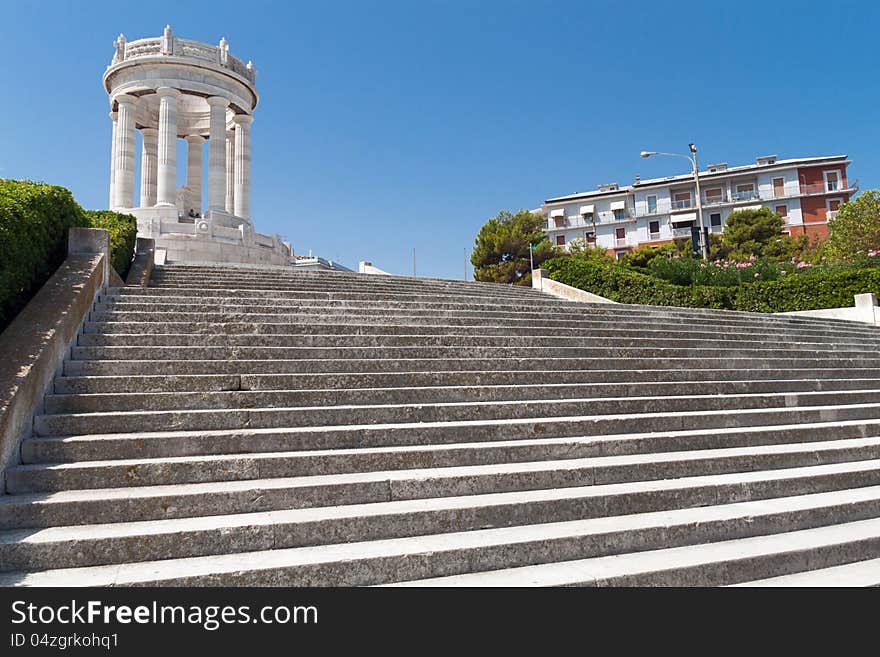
[2,263,880,586]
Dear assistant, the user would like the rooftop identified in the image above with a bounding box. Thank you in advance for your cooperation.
[545,154,850,204]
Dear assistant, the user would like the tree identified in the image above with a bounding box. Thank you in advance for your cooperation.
[720,207,786,260]
[568,237,615,263]
[827,190,880,260]
[471,209,559,285]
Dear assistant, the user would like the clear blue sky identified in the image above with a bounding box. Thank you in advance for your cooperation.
[1,0,877,279]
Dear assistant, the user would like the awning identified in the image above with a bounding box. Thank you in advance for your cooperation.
[610,200,626,211]
[579,205,595,215]
[739,205,763,212]
[672,212,697,223]
[550,209,565,218]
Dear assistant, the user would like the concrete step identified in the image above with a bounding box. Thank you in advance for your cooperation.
[3,457,878,531]
[21,413,880,462]
[4,493,880,586]
[2,485,878,573]
[60,356,880,377]
[380,516,880,587]
[9,435,880,493]
[67,344,879,363]
[83,309,880,338]
[728,558,880,586]
[32,390,880,437]
[74,332,880,352]
[81,318,880,344]
[108,287,550,303]
[50,371,880,394]
[43,379,880,414]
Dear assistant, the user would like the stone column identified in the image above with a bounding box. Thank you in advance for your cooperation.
[155,87,181,207]
[108,111,118,209]
[225,129,235,214]
[233,114,253,221]
[139,128,159,208]
[206,96,229,212]
[112,95,137,209]
[185,135,204,213]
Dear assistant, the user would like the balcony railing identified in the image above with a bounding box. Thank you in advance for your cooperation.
[672,227,695,238]
[671,199,692,210]
[801,179,858,196]
[648,232,661,241]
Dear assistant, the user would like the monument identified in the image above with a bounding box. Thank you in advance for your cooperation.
[104,26,291,265]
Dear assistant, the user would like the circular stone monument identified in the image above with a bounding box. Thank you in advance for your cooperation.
[103,25,290,265]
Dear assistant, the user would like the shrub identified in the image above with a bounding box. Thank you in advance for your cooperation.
[0,180,87,330]
[83,210,137,279]
[733,269,880,312]
[543,257,733,309]
[0,180,139,331]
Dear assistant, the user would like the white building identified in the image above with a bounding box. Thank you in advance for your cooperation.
[539,155,857,259]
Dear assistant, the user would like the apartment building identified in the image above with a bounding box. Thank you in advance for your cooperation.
[540,155,857,259]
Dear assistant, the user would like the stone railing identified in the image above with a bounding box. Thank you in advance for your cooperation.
[111,31,256,83]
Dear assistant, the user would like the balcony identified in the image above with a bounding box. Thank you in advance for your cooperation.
[730,190,759,202]
[672,226,695,239]
[801,179,858,196]
[671,198,692,210]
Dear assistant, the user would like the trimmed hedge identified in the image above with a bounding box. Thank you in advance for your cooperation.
[733,269,880,312]
[543,257,733,309]
[0,180,138,332]
[0,180,86,330]
[83,210,137,279]
[543,256,880,313]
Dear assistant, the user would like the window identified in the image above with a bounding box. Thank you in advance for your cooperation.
[615,227,626,246]
[828,199,841,212]
[647,195,657,213]
[585,231,596,245]
[556,235,566,246]
[710,213,722,227]
[772,178,785,198]
[736,183,754,192]
[824,170,840,192]
[554,216,566,228]
[613,209,625,221]
[775,205,788,218]
[704,188,723,204]
[648,221,660,239]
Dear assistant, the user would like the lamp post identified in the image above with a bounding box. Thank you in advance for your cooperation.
[640,145,709,260]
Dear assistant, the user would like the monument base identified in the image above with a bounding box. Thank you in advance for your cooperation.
[123,207,290,266]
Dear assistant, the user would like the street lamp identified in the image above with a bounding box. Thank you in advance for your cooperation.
[640,144,709,259]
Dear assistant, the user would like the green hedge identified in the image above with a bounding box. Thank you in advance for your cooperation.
[733,269,880,312]
[83,210,137,279]
[543,257,733,309]
[0,180,86,330]
[543,256,880,313]
[0,180,138,332]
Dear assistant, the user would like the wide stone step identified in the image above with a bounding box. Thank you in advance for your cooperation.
[53,370,880,394]
[67,344,878,363]
[380,515,880,587]
[43,378,880,414]
[25,407,880,474]
[9,435,880,493]
[4,456,878,531]
[2,484,877,574]
[5,491,880,586]
[109,286,550,303]
[32,390,880,437]
[61,356,880,377]
[86,309,880,337]
[728,557,880,586]
[74,332,880,352]
[81,318,880,343]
